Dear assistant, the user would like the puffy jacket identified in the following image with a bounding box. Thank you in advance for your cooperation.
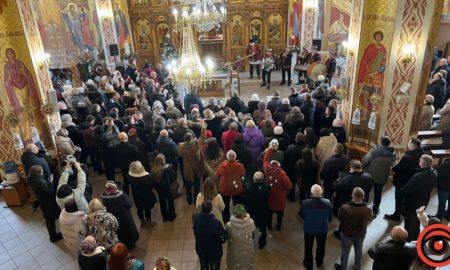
[419,104,435,131]
[273,104,291,123]
[334,171,373,205]
[217,160,246,196]
[55,135,76,156]
[225,215,256,270]
[225,97,246,113]
[21,151,51,180]
[263,149,293,211]
[368,240,417,270]
[320,154,348,187]
[315,133,338,172]
[222,130,242,154]
[59,209,87,254]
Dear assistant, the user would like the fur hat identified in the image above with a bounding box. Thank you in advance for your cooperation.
[274,126,283,135]
[61,114,72,123]
[58,101,68,110]
[332,118,344,128]
[166,99,175,107]
[425,94,435,104]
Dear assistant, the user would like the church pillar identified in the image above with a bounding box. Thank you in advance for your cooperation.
[301,0,316,49]
[0,0,58,162]
[341,0,443,150]
[95,0,119,71]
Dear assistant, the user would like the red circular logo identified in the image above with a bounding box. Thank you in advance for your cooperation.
[417,224,450,268]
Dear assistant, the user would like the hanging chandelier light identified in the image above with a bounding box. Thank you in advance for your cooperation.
[172,0,226,32]
[167,6,215,87]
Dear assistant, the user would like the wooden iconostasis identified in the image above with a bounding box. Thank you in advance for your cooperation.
[127,0,288,67]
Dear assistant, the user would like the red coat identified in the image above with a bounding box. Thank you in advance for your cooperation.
[217,160,246,197]
[264,149,293,211]
[222,130,242,154]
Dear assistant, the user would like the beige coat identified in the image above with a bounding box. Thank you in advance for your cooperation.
[226,214,256,270]
[419,104,435,131]
[178,140,204,181]
[315,133,338,173]
[55,135,76,156]
[195,193,225,225]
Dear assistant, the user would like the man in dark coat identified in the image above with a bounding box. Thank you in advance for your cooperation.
[333,160,373,216]
[300,185,332,270]
[325,51,337,85]
[400,154,437,241]
[434,158,450,220]
[27,165,62,242]
[385,138,424,221]
[301,93,316,128]
[184,90,204,118]
[113,132,140,195]
[21,143,52,182]
[273,99,291,124]
[267,91,282,115]
[288,87,303,108]
[368,226,417,270]
[245,172,271,249]
[193,200,228,269]
[225,91,246,114]
[157,129,178,174]
[320,143,348,201]
[285,132,306,202]
[428,72,447,110]
[432,58,450,82]
[280,47,293,86]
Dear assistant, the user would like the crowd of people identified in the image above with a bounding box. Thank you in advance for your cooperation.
[19,58,450,270]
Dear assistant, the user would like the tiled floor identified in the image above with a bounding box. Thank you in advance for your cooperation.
[0,72,449,270]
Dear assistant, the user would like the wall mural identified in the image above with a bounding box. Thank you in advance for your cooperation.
[152,0,169,6]
[442,0,450,24]
[323,0,351,52]
[113,0,133,50]
[231,15,244,47]
[268,13,282,45]
[288,0,302,46]
[136,18,153,51]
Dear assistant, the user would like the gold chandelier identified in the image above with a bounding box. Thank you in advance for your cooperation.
[167,8,215,87]
[172,0,226,32]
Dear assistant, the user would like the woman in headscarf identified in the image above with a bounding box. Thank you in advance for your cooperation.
[78,236,108,270]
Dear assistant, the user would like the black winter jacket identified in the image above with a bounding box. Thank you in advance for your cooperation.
[392,148,424,188]
[368,240,417,270]
[401,167,437,212]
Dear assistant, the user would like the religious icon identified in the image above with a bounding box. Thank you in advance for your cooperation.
[3,48,42,141]
[327,14,349,43]
[268,14,282,44]
[136,19,153,50]
[60,3,90,52]
[229,0,244,2]
[357,31,387,120]
[13,132,24,150]
[289,0,302,41]
[153,0,169,6]
[132,0,148,7]
[231,15,244,46]
[113,2,129,48]
[157,23,170,48]
[78,6,94,48]
[249,19,262,44]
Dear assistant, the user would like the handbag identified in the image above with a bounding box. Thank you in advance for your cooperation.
[170,181,180,197]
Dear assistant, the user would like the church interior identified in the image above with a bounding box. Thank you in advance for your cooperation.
[0,0,449,269]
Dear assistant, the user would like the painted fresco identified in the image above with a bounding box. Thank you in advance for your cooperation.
[132,0,149,7]
[288,0,302,46]
[268,13,282,45]
[249,18,263,44]
[325,0,351,51]
[157,23,170,48]
[136,19,153,51]
[353,0,396,125]
[113,0,133,50]
[0,0,51,159]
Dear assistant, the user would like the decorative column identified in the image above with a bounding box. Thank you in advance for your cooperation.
[302,0,316,49]
[0,0,57,162]
[95,0,119,71]
[341,0,443,150]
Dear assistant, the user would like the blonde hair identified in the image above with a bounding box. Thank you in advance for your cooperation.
[89,198,104,212]
[151,153,166,182]
[129,161,145,175]
[246,120,256,128]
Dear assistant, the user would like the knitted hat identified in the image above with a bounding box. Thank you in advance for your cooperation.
[61,114,72,123]
[166,99,175,107]
[58,101,68,110]
[105,181,118,195]
[425,94,434,104]
[80,236,98,254]
[274,126,283,135]
[332,118,344,128]
[233,204,246,216]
